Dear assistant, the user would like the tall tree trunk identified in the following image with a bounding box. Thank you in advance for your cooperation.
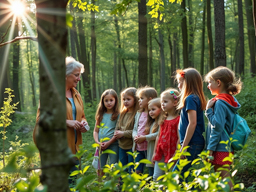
[27,40,36,107]
[122,59,129,87]
[200,1,206,75]
[113,41,117,91]
[78,16,92,102]
[12,21,21,111]
[148,24,153,86]
[253,0,256,35]
[34,0,73,191]
[207,0,214,70]
[237,0,244,75]
[177,30,180,69]
[181,0,188,68]
[158,27,165,92]
[245,0,256,76]
[173,32,177,78]
[91,0,97,100]
[69,2,77,58]
[114,16,122,92]
[138,0,148,86]
[168,31,175,86]
[188,0,194,67]
[214,0,226,67]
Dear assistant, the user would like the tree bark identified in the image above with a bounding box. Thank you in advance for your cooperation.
[34,0,73,191]
[206,0,214,70]
[181,0,188,68]
[245,0,256,76]
[12,21,21,111]
[158,27,165,92]
[253,0,256,35]
[113,41,117,91]
[77,15,92,102]
[237,0,244,75]
[213,0,226,67]
[91,0,97,100]
[138,0,148,86]
[27,40,36,107]
[200,1,206,75]
[188,0,194,67]
[69,2,77,59]
[148,24,153,86]
[114,16,122,92]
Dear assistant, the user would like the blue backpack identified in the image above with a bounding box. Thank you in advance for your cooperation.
[224,113,251,150]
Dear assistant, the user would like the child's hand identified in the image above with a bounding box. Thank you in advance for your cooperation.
[114,130,124,139]
[151,154,155,164]
[101,142,110,151]
[206,99,216,109]
[135,136,146,144]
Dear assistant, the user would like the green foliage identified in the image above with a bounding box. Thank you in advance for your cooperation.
[235,75,256,130]
[71,0,99,12]
[0,88,19,129]
[1,88,19,168]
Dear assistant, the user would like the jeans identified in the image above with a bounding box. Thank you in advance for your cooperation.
[135,150,147,173]
[172,143,204,179]
[119,148,133,173]
[153,156,165,181]
[100,144,119,169]
[148,167,154,177]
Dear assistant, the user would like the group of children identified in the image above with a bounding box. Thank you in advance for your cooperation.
[92,66,242,189]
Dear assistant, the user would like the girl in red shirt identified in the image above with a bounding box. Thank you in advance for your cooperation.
[152,88,180,181]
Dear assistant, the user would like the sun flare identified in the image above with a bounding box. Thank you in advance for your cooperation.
[10,1,26,16]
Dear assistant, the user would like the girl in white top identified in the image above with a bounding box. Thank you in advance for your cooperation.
[144,98,164,177]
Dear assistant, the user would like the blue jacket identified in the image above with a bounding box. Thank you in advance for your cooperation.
[205,97,241,152]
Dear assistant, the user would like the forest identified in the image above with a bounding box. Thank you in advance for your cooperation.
[0,0,256,191]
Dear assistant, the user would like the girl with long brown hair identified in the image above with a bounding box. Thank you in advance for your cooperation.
[114,87,139,173]
[172,68,207,179]
[93,89,119,177]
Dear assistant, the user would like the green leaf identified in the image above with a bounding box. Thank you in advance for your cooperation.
[66,13,73,28]
[102,137,110,142]
[102,149,116,154]
[2,154,18,173]
[70,170,81,176]
[92,143,100,148]
[139,159,152,165]
[82,165,90,174]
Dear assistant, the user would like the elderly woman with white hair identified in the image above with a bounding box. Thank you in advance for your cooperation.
[65,56,88,155]
[33,56,88,153]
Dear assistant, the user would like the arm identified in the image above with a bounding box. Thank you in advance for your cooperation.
[145,130,159,142]
[132,113,139,139]
[151,128,161,163]
[205,101,227,151]
[93,120,100,144]
[151,134,159,164]
[180,110,197,152]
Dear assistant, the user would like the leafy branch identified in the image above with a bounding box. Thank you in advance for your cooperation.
[0,88,19,167]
